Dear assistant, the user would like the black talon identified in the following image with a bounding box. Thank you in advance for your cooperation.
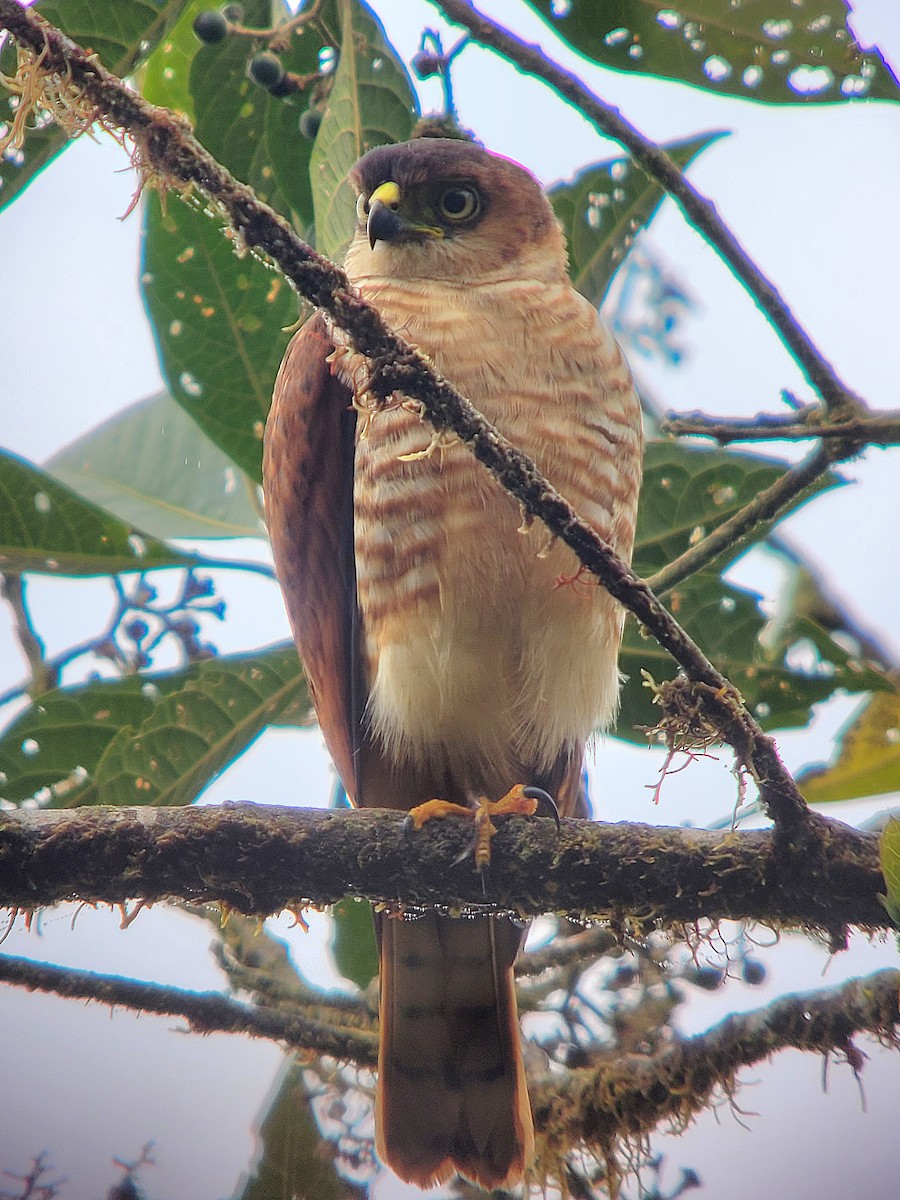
[478,860,490,897]
[523,786,560,830]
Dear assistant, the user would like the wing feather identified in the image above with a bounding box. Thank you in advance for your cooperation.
[263,312,360,796]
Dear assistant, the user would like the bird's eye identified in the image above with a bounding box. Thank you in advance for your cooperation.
[436,186,480,222]
[356,193,368,222]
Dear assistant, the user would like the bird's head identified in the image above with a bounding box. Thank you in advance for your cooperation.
[345,138,566,285]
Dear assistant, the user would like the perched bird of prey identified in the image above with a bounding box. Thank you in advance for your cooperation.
[263,137,642,1190]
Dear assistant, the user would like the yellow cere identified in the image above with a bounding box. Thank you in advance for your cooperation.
[369,180,402,209]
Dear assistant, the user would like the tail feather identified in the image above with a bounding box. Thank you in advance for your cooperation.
[376,912,534,1190]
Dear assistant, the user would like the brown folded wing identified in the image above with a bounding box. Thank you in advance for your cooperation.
[263,312,360,796]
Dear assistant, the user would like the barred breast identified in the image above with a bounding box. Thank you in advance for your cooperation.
[344,272,642,791]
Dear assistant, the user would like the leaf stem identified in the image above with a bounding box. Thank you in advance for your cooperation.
[646,443,833,595]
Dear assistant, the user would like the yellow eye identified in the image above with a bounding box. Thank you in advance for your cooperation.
[437,186,480,222]
[356,193,368,222]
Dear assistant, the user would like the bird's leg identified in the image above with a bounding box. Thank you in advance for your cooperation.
[406,785,556,871]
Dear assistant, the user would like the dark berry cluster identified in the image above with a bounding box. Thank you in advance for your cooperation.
[192,7,330,138]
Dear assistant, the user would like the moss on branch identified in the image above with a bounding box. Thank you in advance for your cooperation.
[0,804,889,935]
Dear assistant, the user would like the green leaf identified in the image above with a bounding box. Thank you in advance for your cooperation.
[0,644,307,808]
[549,133,724,306]
[330,894,378,990]
[614,573,888,743]
[798,688,900,805]
[632,441,835,579]
[236,1063,356,1200]
[310,0,418,261]
[879,818,900,927]
[0,0,189,212]
[46,391,262,541]
[141,191,297,481]
[141,0,335,480]
[0,449,192,576]
[187,0,327,225]
[0,676,153,806]
[142,0,211,121]
[525,0,900,105]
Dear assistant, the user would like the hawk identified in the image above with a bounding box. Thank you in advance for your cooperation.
[263,137,642,1190]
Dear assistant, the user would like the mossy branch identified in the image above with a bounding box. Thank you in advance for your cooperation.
[533,969,900,1159]
[0,949,378,1063]
[0,804,889,935]
[1,948,895,1162]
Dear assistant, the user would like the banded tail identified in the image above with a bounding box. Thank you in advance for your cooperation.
[376,911,534,1190]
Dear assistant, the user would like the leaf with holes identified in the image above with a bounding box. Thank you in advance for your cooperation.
[187,0,339,228]
[310,0,418,261]
[798,688,900,805]
[141,191,297,481]
[614,572,888,744]
[526,0,899,105]
[0,449,191,575]
[632,441,837,580]
[83,644,307,806]
[549,132,724,306]
[0,644,307,808]
[142,0,210,122]
[0,677,155,806]
[46,391,262,540]
[0,0,188,212]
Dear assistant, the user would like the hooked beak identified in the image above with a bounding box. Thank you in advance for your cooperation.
[367,199,406,248]
[367,180,405,249]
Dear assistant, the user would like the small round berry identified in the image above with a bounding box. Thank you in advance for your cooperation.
[248,51,285,89]
[193,10,229,43]
[298,106,323,139]
[688,965,725,991]
[411,50,442,79]
[741,958,766,986]
[221,2,244,21]
[125,617,149,644]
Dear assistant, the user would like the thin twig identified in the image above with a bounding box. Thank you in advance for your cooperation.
[0,574,52,694]
[663,406,900,445]
[646,444,833,596]
[0,1,809,828]
[433,0,862,417]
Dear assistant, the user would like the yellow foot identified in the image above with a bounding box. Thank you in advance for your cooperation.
[407,785,543,871]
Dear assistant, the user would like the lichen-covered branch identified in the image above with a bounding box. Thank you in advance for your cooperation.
[533,969,900,1159]
[0,804,888,935]
[0,0,817,831]
[0,950,378,1063]
[434,0,862,418]
[663,406,900,446]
